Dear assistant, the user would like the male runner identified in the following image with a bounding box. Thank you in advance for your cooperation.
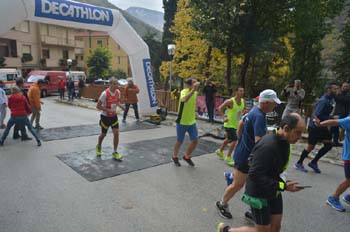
[96,77,125,160]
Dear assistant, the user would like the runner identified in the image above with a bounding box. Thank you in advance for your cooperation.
[216,87,246,166]
[314,115,350,212]
[95,77,125,160]
[0,86,41,146]
[216,89,280,219]
[294,81,338,173]
[216,113,306,232]
[172,78,200,167]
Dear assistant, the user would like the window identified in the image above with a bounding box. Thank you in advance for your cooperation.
[81,55,84,61]
[97,40,103,47]
[117,44,120,50]
[18,21,30,33]
[62,50,69,60]
[42,48,50,59]
[117,56,121,64]
[22,45,31,55]
[0,43,9,57]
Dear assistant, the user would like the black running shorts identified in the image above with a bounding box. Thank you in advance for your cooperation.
[224,127,238,142]
[344,162,350,180]
[251,194,283,226]
[308,126,332,145]
[99,114,119,134]
[234,162,249,174]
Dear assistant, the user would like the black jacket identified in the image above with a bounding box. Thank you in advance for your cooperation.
[245,133,290,199]
[335,91,350,118]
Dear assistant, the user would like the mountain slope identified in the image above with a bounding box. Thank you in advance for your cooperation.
[126,7,164,31]
[75,0,162,41]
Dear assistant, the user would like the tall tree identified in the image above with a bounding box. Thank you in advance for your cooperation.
[87,47,112,79]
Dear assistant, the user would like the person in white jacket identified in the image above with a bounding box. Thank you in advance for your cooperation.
[0,80,8,129]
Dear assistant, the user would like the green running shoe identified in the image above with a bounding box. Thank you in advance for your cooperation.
[225,156,235,167]
[96,145,102,156]
[112,152,123,160]
[216,149,224,160]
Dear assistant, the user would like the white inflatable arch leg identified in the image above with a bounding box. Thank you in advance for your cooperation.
[0,0,157,115]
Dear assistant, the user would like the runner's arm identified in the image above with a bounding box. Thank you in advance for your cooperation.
[218,100,231,121]
[182,82,199,103]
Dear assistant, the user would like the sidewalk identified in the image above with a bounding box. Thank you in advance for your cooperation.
[55,97,344,166]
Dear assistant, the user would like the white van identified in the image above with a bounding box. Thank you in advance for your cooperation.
[0,69,22,94]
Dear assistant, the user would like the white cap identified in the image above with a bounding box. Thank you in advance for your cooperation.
[259,89,281,104]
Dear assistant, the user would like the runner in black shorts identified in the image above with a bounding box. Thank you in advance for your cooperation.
[295,81,338,173]
[100,115,119,134]
[217,113,306,232]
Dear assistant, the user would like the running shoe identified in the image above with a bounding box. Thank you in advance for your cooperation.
[342,194,350,205]
[0,140,3,146]
[96,145,102,156]
[224,156,235,167]
[308,162,321,174]
[37,140,41,147]
[294,163,308,173]
[215,149,224,160]
[183,156,195,167]
[326,196,345,212]
[172,157,181,167]
[216,222,231,232]
[224,172,234,186]
[245,210,255,224]
[215,201,232,219]
[112,152,123,160]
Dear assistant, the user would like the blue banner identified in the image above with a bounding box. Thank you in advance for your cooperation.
[35,0,114,26]
[142,59,158,107]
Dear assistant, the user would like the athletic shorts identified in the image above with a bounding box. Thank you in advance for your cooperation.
[176,123,198,143]
[224,127,238,142]
[308,126,332,145]
[234,162,249,174]
[251,194,283,226]
[344,162,350,180]
[99,114,119,134]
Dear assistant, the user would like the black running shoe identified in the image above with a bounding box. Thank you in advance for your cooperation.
[37,140,42,147]
[183,156,195,167]
[172,157,181,167]
[13,134,20,139]
[244,210,255,224]
[216,201,232,219]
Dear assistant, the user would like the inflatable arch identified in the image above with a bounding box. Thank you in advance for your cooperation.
[0,0,157,115]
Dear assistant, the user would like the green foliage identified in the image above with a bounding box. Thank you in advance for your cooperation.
[87,47,112,79]
[160,0,177,62]
[21,53,33,63]
[110,68,127,79]
[0,57,6,68]
[143,30,162,82]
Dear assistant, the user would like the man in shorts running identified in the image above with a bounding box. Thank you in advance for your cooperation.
[216,89,281,219]
[96,77,125,160]
[172,78,200,167]
[217,113,306,232]
[216,87,246,166]
[294,81,338,173]
[314,115,350,212]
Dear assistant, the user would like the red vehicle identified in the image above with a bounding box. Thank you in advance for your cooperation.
[23,70,67,97]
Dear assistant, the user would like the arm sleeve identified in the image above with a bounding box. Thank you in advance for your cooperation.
[254,115,267,137]
[134,85,140,94]
[338,117,350,130]
[314,100,327,121]
[248,145,281,194]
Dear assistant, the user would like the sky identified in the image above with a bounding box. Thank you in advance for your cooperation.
[109,0,164,12]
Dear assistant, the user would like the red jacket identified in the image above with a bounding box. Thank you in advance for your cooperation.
[58,80,66,90]
[8,93,32,117]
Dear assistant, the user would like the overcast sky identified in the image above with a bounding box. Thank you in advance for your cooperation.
[109,0,163,12]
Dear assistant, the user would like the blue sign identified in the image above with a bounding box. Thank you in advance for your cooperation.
[35,0,114,26]
[142,59,158,107]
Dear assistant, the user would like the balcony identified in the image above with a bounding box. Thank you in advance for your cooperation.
[41,35,78,47]
[75,40,84,48]
[4,57,21,67]
[44,58,60,68]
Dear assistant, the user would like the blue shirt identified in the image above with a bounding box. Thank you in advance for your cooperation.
[233,107,267,164]
[338,117,350,161]
[309,94,334,128]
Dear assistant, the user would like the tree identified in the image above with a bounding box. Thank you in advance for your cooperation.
[87,47,112,79]
[110,68,127,79]
[143,30,162,83]
[160,0,177,62]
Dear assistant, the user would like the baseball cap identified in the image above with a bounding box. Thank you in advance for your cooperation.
[259,89,281,104]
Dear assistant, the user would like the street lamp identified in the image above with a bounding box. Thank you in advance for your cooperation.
[167,44,175,91]
[67,58,72,73]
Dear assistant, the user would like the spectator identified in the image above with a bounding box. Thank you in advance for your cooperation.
[332,82,350,146]
[281,79,305,118]
[58,76,66,100]
[28,79,44,130]
[66,77,75,101]
[203,79,217,123]
[13,77,31,140]
[122,78,140,122]
[78,77,85,99]
[0,86,41,146]
[0,80,7,129]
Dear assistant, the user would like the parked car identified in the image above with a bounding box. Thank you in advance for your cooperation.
[0,69,22,94]
[66,71,86,88]
[93,79,109,86]
[23,70,67,97]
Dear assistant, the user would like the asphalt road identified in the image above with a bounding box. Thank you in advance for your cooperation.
[0,97,349,232]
